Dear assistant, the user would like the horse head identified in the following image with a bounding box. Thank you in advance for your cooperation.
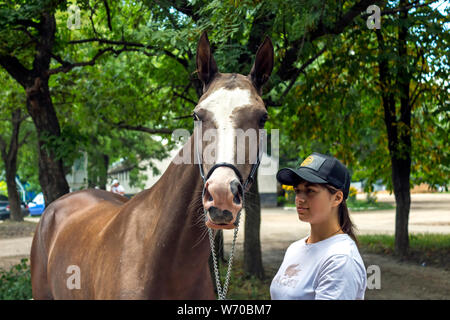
[194,32,274,230]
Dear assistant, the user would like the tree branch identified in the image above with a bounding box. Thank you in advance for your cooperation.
[18,130,33,149]
[0,55,31,87]
[115,123,174,135]
[277,0,378,82]
[68,38,189,69]
[46,47,137,75]
[16,19,40,30]
[269,46,327,107]
[103,0,113,31]
[165,0,201,22]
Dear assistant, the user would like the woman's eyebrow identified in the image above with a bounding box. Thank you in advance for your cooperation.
[294,183,318,190]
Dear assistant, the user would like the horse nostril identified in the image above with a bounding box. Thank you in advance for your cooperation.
[208,207,233,224]
[230,179,243,205]
[230,179,242,205]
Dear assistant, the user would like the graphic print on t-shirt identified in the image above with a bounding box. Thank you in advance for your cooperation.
[273,263,302,288]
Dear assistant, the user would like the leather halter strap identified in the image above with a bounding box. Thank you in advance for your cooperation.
[196,141,263,193]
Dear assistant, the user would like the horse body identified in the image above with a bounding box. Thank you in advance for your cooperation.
[31,137,214,299]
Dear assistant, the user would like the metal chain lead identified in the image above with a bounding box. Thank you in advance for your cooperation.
[207,208,241,300]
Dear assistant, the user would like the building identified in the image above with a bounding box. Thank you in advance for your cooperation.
[107,146,279,207]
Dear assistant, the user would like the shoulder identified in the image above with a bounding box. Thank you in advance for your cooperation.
[324,234,357,255]
[320,235,366,274]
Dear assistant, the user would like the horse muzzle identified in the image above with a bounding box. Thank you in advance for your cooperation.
[202,167,244,229]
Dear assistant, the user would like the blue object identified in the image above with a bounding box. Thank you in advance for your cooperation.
[28,192,45,216]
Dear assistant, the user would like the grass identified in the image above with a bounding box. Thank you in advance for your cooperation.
[216,259,274,300]
[359,233,450,270]
[347,199,395,211]
[1,234,448,300]
[284,199,395,211]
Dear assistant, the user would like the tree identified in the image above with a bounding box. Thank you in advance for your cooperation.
[373,0,449,255]
[272,0,449,256]
[0,1,181,204]
[0,71,34,221]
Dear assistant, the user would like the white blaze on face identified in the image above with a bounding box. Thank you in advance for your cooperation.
[198,87,252,163]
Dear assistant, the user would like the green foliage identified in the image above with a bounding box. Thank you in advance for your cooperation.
[0,258,32,300]
[0,0,448,196]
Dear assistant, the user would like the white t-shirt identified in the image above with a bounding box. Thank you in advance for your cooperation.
[270,233,367,300]
[111,184,125,194]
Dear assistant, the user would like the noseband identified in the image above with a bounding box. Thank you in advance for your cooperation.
[197,144,263,193]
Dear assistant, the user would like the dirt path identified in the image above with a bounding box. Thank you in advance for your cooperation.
[223,193,450,300]
[1,193,449,299]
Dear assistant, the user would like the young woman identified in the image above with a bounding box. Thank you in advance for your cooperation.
[270,152,367,300]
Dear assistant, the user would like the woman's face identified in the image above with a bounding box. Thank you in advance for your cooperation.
[294,181,341,225]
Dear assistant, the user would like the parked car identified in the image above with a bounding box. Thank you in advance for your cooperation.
[0,194,30,220]
[28,192,45,216]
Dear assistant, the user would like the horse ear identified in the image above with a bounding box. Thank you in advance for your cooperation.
[249,36,274,93]
[196,31,219,91]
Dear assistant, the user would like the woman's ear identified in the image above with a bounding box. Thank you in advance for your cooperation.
[333,190,344,207]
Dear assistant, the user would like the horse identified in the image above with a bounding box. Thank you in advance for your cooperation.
[30,32,274,299]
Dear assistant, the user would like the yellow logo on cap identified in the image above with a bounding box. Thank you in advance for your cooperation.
[301,156,314,167]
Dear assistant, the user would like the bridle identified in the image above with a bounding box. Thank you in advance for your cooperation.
[195,126,264,300]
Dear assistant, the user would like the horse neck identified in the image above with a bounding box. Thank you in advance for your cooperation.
[146,135,211,271]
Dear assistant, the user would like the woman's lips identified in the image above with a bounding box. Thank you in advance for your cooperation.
[297,207,308,213]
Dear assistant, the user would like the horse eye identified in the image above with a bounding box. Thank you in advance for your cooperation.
[259,113,268,128]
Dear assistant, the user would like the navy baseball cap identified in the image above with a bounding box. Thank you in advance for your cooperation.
[276,152,351,199]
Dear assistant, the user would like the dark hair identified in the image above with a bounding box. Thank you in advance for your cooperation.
[323,184,359,246]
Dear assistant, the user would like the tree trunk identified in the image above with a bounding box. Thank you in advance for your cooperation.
[376,1,412,257]
[101,154,110,190]
[244,174,265,279]
[392,157,411,256]
[26,78,70,205]
[0,12,70,206]
[1,109,23,221]
[6,172,22,222]
[393,0,412,257]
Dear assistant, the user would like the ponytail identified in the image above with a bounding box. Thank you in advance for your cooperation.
[324,185,359,246]
[338,200,359,246]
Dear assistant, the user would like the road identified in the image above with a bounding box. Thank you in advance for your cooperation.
[0,193,449,299]
[224,192,450,248]
[1,193,449,260]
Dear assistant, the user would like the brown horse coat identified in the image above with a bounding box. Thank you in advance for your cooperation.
[31,137,215,299]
